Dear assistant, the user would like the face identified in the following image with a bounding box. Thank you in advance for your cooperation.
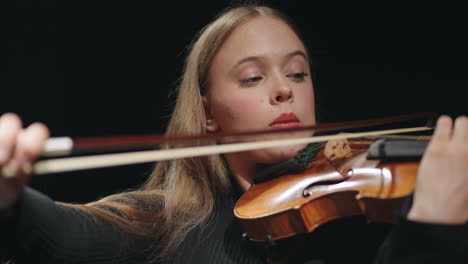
[204,16,316,166]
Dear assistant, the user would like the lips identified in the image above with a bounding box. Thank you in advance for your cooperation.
[269,113,300,129]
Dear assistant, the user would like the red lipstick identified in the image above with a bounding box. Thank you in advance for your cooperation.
[269,113,300,129]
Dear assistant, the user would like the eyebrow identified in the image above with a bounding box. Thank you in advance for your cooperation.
[232,50,309,70]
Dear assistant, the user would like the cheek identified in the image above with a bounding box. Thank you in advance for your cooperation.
[296,87,316,123]
[212,91,269,131]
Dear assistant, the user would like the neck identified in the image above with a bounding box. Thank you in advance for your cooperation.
[225,153,255,192]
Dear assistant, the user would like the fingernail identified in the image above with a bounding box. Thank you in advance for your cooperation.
[1,158,30,179]
[0,148,8,164]
[2,161,17,178]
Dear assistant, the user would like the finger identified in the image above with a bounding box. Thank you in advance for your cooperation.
[452,115,468,143]
[431,115,453,143]
[15,122,50,161]
[0,113,23,165]
[3,123,49,182]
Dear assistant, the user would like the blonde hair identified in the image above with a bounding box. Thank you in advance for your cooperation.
[69,4,307,263]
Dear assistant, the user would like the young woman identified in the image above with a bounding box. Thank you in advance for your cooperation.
[1,4,467,264]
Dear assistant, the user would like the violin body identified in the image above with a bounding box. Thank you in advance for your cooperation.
[234,138,420,242]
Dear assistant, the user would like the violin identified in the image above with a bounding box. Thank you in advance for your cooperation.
[234,136,428,243]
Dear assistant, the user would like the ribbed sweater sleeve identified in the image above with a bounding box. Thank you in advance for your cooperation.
[374,196,468,264]
[0,187,150,264]
[375,218,468,264]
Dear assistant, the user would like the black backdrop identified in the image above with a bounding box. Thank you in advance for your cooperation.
[1,0,467,203]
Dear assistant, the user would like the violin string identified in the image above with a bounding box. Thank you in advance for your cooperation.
[28,126,433,176]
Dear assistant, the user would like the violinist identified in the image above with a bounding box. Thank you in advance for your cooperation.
[1,3,468,264]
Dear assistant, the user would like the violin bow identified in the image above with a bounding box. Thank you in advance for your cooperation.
[3,112,436,176]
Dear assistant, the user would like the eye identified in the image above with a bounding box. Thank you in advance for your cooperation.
[239,76,263,87]
[287,72,309,81]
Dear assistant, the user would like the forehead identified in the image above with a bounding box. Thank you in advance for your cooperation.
[215,16,307,64]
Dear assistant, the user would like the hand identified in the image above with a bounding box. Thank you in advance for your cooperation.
[0,113,50,210]
[408,115,468,224]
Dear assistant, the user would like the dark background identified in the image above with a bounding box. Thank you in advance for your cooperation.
[1,0,467,203]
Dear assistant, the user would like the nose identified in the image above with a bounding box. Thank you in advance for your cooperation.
[271,76,293,104]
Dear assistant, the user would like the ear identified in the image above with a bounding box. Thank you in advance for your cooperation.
[202,96,220,133]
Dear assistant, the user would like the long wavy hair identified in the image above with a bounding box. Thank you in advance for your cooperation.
[67,4,309,263]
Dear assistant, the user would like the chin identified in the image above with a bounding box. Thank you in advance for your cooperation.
[252,143,308,164]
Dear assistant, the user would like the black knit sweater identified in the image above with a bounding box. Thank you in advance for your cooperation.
[1,187,468,264]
